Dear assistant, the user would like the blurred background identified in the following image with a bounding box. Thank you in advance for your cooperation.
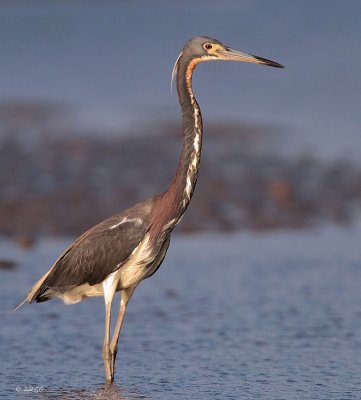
[0,0,361,239]
[2,2,361,398]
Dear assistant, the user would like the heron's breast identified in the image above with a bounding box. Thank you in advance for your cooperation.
[117,233,163,289]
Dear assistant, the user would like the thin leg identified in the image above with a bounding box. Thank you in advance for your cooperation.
[102,275,118,384]
[102,301,113,383]
[109,286,136,379]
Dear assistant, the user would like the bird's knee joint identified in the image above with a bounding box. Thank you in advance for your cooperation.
[110,344,118,356]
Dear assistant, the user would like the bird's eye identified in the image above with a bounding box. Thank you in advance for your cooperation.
[204,43,213,50]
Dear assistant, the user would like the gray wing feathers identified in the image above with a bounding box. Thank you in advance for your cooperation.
[28,199,153,303]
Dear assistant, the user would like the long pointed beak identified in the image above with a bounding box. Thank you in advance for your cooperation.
[218,47,284,68]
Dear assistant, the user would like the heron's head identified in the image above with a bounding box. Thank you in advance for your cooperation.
[186,36,284,67]
[172,36,283,90]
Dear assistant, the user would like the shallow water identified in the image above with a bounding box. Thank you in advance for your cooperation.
[1,225,361,399]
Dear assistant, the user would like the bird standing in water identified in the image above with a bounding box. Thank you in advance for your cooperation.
[17,36,283,383]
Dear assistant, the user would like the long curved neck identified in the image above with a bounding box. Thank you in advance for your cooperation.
[172,58,203,213]
[150,56,203,237]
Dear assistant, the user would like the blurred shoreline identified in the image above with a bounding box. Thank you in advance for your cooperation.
[1,102,361,242]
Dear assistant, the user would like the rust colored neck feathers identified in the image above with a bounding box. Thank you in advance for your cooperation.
[150,56,203,240]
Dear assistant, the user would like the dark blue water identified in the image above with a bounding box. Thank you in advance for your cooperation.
[1,226,361,399]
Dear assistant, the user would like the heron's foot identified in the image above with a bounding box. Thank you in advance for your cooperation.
[103,346,114,383]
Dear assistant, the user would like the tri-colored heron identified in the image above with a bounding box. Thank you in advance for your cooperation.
[16,36,283,383]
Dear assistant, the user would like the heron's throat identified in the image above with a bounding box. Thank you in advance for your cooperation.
[149,56,203,241]
[169,57,203,218]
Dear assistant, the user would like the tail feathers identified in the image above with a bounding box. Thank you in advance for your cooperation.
[25,267,55,304]
[33,288,57,303]
[13,287,57,312]
[12,285,49,312]
[13,255,66,313]
[13,271,54,313]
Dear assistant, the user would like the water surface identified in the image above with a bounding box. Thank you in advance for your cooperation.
[1,225,361,399]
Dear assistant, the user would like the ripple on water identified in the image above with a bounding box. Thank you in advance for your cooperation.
[2,227,361,399]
